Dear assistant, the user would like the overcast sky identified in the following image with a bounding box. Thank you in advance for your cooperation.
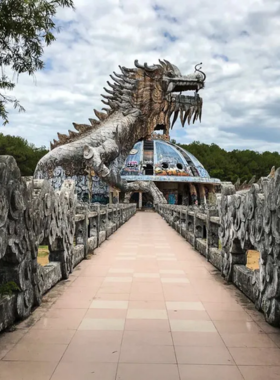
[2,0,280,152]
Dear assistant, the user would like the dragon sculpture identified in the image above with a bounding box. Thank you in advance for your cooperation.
[34,59,206,203]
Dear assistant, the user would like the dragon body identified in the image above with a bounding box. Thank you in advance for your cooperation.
[35,60,206,203]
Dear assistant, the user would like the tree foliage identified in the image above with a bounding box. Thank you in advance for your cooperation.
[1,132,279,182]
[0,0,74,125]
[0,133,48,175]
[178,141,280,183]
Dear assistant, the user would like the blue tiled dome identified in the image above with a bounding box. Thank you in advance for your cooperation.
[121,139,220,184]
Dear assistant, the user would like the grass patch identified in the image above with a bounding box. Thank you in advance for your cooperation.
[38,245,49,266]
[247,250,260,271]
[0,281,20,297]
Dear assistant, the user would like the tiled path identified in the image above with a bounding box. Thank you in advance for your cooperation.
[1,213,280,379]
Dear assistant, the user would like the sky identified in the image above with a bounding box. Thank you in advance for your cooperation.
[2,0,280,152]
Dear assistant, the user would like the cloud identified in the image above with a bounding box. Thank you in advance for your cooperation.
[2,0,280,154]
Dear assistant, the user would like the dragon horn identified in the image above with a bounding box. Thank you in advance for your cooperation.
[164,59,173,71]
[134,60,145,70]
[159,59,168,69]
[113,71,124,79]
[195,63,206,82]
[135,60,158,72]
[103,87,114,95]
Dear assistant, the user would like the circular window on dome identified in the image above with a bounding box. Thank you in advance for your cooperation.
[177,163,183,170]
[161,162,169,169]
[129,149,138,155]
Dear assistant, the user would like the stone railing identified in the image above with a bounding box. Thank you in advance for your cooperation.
[157,170,280,328]
[0,156,136,332]
[157,204,222,271]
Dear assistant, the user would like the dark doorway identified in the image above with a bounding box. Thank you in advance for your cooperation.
[203,225,207,239]
[130,192,139,208]
[178,194,182,205]
[142,192,153,209]
[145,164,154,175]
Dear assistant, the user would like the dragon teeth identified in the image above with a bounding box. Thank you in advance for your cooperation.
[180,108,184,126]
[171,110,179,128]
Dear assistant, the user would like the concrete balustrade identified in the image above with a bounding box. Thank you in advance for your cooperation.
[156,202,280,327]
[0,155,136,332]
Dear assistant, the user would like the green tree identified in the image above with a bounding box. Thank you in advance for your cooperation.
[0,133,48,175]
[178,141,280,183]
[0,0,74,125]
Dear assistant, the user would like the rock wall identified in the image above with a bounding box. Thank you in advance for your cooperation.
[0,155,136,332]
[157,171,280,327]
[219,173,280,325]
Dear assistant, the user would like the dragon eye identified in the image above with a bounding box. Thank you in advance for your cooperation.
[165,70,173,77]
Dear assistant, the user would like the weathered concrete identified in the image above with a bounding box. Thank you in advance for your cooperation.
[157,196,280,327]
[0,155,136,332]
[42,263,62,294]
[0,296,16,332]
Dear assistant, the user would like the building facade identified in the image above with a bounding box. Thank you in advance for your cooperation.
[120,135,220,208]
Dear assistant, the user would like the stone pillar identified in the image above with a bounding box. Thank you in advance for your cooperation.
[113,188,120,204]
[139,192,142,210]
[189,183,197,205]
[198,184,206,205]
[207,184,217,206]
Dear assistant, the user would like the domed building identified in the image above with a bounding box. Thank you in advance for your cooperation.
[45,134,220,207]
[119,134,220,208]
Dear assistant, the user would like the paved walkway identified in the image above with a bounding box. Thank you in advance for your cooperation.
[1,212,280,380]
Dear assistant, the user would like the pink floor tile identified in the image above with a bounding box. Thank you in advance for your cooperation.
[128,300,166,309]
[175,346,234,365]
[3,342,67,362]
[94,292,130,300]
[167,310,210,320]
[172,331,225,347]
[0,361,57,380]
[71,330,123,345]
[119,345,176,364]
[125,319,170,332]
[229,347,280,365]
[21,329,75,345]
[85,308,127,319]
[116,363,180,380]
[238,365,280,380]
[62,342,121,363]
[221,332,278,348]
[179,364,243,380]
[122,330,172,346]
[52,362,117,380]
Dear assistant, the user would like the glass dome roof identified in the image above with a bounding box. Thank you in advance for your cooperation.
[121,139,220,184]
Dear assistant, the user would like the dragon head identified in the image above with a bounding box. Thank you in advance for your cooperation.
[50,59,205,149]
[102,59,205,138]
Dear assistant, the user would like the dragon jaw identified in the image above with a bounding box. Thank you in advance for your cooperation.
[159,60,205,130]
